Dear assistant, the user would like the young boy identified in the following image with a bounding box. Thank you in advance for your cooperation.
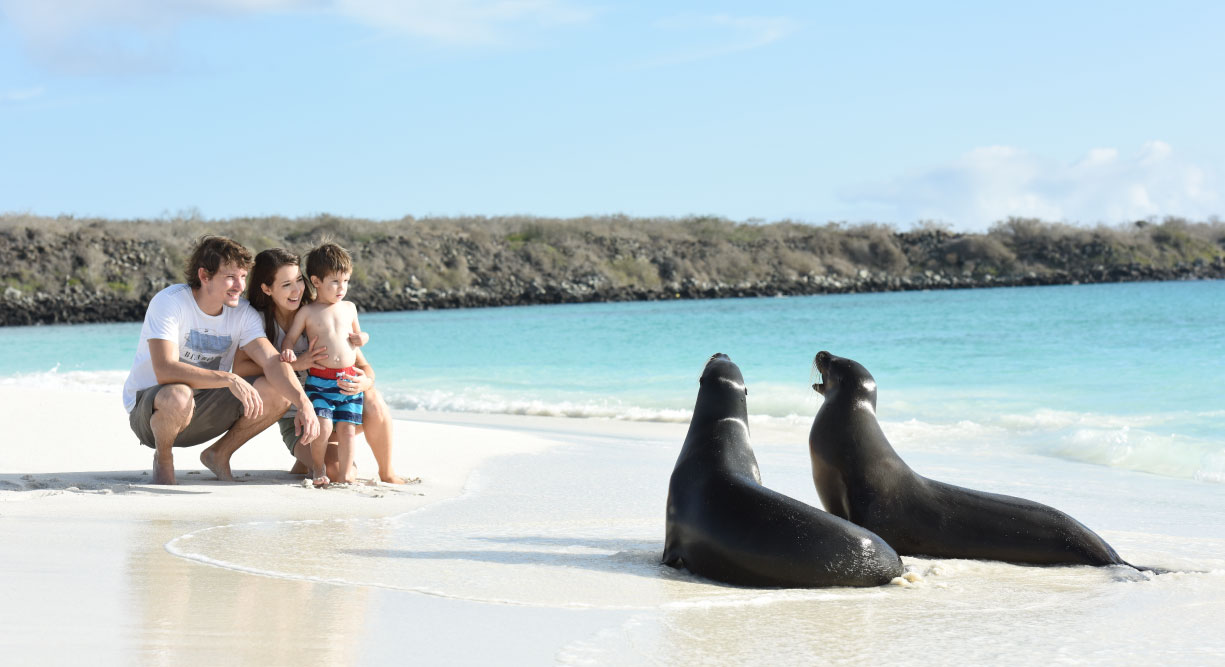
[281,242,369,486]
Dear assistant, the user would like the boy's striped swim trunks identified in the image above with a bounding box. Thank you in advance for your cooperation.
[305,366,364,425]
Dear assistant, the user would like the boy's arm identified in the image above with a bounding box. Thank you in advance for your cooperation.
[347,304,368,347]
[282,307,309,353]
[148,339,263,418]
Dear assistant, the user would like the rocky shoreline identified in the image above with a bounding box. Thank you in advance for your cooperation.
[3,215,1223,326]
[5,260,1222,327]
[357,260,1225,312]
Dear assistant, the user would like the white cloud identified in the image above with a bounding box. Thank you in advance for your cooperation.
[639,14,798,68]
[841,142,1221,230]
[0,0,311,74]
[0,0,593,73]
[334,0,594,45]
[2,86,46,103]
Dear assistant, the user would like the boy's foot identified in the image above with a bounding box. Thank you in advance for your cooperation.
[312,472,331,488]
[152,454,176,485]
[326,462,358,483]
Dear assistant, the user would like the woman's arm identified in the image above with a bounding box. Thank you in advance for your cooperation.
[354,348,374,381]
[337,349,375,395]
[291,336,329,371]
[232,347,264,378]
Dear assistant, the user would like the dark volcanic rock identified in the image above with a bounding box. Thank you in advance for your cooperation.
[2,216,1223,326]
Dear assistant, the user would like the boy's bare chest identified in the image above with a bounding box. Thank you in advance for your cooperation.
[305,305,353,334]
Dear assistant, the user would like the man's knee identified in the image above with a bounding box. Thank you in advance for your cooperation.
[254,378,291,416]
[154,384,194,419]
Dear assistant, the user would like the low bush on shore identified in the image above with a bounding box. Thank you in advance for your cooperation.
[2,213,1223,325]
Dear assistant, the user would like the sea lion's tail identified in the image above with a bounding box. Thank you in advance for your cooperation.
[1121,561,1188,576]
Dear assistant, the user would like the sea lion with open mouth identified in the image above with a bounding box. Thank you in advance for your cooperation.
[808,350,1130,566]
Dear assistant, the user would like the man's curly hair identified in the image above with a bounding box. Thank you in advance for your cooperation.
[184,236,254,288]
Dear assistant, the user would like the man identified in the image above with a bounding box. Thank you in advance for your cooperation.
[122,236,320,484]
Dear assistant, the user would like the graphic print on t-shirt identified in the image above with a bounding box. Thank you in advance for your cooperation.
[182,329,233,370]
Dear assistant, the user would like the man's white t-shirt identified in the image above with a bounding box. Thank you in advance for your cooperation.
[122,284,265,413]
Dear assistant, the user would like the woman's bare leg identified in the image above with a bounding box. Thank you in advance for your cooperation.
[360,387,408,483]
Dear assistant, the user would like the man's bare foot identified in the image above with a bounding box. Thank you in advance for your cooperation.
[200,447,236,482]
[312,471,330,488]
[152,454,176,485]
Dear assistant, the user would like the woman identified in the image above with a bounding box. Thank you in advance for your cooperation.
[234,248,409,484]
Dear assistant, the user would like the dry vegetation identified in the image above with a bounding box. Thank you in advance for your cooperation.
[2,212,1223,325]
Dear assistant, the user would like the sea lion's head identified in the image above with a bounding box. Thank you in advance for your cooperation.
[692,353,755,476]
[700,353,747,397]
[813,351,877,404]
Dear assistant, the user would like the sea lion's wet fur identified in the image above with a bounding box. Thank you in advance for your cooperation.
[809,350,1127,566]
[663,353,903,588]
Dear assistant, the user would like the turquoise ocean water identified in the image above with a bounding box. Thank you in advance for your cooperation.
[3,280,1223,482]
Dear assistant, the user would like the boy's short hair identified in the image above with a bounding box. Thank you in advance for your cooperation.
[306,242,353,280]
[185,236,254,288]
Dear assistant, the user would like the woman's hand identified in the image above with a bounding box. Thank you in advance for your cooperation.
[291,336,329,372]
[337,366,373,395]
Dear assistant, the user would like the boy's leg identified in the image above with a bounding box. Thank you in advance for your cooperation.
[335,422,357,484]
[296,441,342,480]
[322,429,356,481]
[148,384,195,485]
[310,417,334,486]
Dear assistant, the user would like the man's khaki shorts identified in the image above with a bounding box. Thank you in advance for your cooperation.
[129,384,244,448]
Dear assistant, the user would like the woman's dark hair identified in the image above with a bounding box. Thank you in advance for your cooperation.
[247,248,311,341]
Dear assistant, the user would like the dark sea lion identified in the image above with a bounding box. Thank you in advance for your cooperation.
[664,353,904,588]
[809,350,1129,566]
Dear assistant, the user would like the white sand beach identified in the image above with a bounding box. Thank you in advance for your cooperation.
[5,386,1225,666]
[0,386,617,665]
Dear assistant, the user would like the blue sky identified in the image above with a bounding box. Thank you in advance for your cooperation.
[2,1,1222,231]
